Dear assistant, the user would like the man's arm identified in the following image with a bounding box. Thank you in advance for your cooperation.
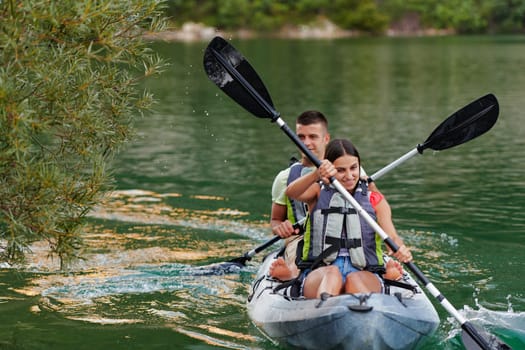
[270,168,299,238]
[271,202,297,238]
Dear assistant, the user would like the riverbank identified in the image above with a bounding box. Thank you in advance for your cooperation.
[143,19,454,42]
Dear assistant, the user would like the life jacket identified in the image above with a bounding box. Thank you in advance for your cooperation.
[301,180,384,270]
[285,162,311,226]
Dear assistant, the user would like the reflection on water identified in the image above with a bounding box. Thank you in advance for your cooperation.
[0,188,520,350]
[90,189,269,241]
[2,190,263,349]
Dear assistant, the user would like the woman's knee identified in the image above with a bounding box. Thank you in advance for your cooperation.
[345,271,381,294]
[324,265,343,282]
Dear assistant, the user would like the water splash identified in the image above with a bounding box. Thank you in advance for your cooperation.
[439,232,458,247]
[443,299,525,349]
[38,262,252,303]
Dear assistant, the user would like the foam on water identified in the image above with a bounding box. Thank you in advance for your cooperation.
[39,262,250,302]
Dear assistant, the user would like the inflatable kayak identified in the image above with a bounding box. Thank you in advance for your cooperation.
[247,250,440,350]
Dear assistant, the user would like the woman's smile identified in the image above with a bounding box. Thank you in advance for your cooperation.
[332,154,360,191]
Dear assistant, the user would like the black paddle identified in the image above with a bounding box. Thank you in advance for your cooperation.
[369,94,499,181]
[227,219,305,267]
[203,36,510,350]
[199,218,306,275]
[186,235,286,275]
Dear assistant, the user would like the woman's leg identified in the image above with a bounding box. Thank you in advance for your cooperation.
[303,265,343,299]
[344,271,382,294]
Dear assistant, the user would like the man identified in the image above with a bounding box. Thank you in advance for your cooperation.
[269,110,330,279]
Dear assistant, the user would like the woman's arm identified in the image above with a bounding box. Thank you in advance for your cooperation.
[286,159,336,209]
[374,196,413,263]
[285,169,320,205]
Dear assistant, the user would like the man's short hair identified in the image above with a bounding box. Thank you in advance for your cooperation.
[296,110,328,129]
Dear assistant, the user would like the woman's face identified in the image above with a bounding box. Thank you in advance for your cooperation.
[333,154,360,191]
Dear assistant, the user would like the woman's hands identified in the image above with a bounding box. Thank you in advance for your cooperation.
[318,159,336,184]
[389,244,413,263]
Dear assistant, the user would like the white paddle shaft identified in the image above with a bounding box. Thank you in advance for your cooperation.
[370,148,420,181]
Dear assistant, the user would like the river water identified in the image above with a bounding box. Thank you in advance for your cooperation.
[1,36,524,349]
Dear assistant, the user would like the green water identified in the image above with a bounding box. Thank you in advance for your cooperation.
[1,36,524,349]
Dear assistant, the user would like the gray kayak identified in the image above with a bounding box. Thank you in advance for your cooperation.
[247,250,440,350]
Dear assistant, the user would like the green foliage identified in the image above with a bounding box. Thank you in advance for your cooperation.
[482,0,525,33]
[420,0,487,33]
[328,0,388,33]
[166,0,218,25]
[165,0,525,34]
[249,0,295,31]
[215,0,251,29]
[0,0,168,268]
[378,0,525,34]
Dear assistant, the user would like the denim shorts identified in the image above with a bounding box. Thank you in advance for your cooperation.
[334,256,384,291]
[332,256,360,283]
[302,256,360,282]
[300,256,383,295]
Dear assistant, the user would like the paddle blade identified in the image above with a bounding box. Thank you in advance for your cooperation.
[191,262,244,275]
[461,323,512,350]
[203,36,277,119]
[228,256,250,266]
[419,94,499,152]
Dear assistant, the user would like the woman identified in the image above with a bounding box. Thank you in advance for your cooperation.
[285,139,412,299]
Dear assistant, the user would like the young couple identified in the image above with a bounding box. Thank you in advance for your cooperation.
[269,110,412,298]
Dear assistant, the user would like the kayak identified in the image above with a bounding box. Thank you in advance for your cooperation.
[247,250,440,350]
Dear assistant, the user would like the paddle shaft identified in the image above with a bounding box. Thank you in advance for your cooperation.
[245,235,280,259]
[274,116,494,350]
[233,217,306,264]
[369,148,419,182]
[226,235,281,266]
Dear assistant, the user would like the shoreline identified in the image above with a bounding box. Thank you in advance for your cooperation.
[143,21,455,43]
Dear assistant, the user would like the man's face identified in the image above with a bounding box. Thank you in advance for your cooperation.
[296,122,330,162]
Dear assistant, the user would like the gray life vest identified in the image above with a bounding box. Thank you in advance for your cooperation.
[285,162,312,225]
[302,181,383,270]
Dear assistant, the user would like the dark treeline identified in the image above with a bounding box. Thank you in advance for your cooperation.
[166,0,525,34]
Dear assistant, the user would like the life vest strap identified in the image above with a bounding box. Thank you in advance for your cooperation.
[325,236,362,249]
[383,278,418,294]
[321,207,357,215]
